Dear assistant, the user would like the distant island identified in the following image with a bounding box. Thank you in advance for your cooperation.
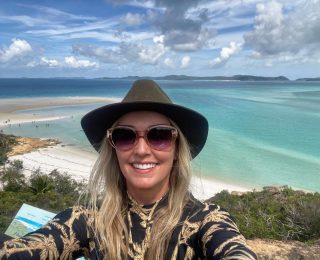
[2,75,319,81]
[295,77,320,81]
[100,74,291,81]
[100,75,320,81]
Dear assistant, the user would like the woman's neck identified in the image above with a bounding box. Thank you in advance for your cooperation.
[127,187,169,205]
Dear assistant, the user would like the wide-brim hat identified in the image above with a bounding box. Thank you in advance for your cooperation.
[81,79,208,159]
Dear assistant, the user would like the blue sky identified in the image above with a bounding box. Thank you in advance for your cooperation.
[0,0,319,79]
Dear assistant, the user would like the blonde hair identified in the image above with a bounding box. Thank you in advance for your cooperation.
[86,119,193,259]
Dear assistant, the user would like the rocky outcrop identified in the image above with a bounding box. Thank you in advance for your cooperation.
[248,239,320,260]
[7,137,60,156]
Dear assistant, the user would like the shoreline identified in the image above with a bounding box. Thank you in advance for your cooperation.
[6,136,251,200]
[0,96,275,199]
[0,96,120,126]
[8,143,95,181]
[0,96,278,199]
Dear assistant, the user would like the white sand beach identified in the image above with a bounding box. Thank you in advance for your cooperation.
[8,144,96,181]
[2,97,251,200]
[8,143,250,200]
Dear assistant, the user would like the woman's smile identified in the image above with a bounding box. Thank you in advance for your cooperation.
[132,163,157,171]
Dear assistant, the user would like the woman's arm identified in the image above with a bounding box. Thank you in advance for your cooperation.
[0,206,91,259]
[199,204,257,260]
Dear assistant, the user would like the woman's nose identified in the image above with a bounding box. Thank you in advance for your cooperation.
[133,135,151,154]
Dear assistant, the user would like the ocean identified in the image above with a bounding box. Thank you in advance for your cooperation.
[1,78,319,192]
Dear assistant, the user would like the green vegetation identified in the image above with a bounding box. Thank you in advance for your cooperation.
[1,133,319,243]
[0,160,87,233]
[0,133,17,165]
[0,133,87,233]
[209,187,320,242]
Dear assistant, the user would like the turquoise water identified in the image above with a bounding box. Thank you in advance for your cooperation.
[1,79,319,191]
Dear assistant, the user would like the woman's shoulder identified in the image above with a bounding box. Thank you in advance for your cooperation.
[52,205,87,217]
[185,194,258,259]
[49,205,96,226]
[187,194,224,213]
[186,194,232,223]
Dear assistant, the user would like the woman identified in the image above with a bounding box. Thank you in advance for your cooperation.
[0,80,257,259]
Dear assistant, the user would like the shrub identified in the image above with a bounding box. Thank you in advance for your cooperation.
[29,169,55,194]
[0,160,87,234]
[0,160,27,192]
[209,187,320,242]
[0,190,85,233]
[49,169,86,196]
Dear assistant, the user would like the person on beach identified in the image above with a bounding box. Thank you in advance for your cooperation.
[0,80,257,259]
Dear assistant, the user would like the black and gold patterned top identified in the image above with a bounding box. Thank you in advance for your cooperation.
[0,194,257,259]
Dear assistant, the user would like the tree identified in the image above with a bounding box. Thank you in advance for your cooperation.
[49,169,86,196]
[0,160,26,192]
[0,133,16,166]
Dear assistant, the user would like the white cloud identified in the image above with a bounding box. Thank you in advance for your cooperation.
[25,19,119,39]
[136,0,217,51]
[40,57,59,67]
[73,44,124,64]
[27,56,97,69]
[27,57,59,68]
[0,15,50,27]
[153,35,164,44]
[249,51,261,59]
[52,31,121,42]
[181,56,190,68]
[18,4,97,21]
[64,56,97,68]
[210,41,242,67]
[116,31,154,42]
[129,43,166,64]
[190,0,256,32]
[29,25,154,44]
[0,38,32,63]
[265,61,273,67]
[244,0,320,57]
[121,12,143,26]
[163,25,216,52]
[109,0,156,9]
[244,0,285,55]
[163,57,175,68]
[73,41,167,65]
[2,0,319,77]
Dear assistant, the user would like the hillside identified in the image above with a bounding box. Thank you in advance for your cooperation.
[101,74,290,81]
[295,77,320,81]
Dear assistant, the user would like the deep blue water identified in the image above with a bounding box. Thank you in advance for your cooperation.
[1,78,320,191]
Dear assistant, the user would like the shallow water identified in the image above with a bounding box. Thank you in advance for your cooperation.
[1,79,319,191]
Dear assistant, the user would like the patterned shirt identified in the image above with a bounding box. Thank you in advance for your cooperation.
[0,194,257,259]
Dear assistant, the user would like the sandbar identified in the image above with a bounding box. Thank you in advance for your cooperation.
[0,96,120,126]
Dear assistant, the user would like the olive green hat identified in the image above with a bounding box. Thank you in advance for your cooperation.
[81,79,208,158]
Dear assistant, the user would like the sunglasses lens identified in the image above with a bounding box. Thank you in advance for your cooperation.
[109,126,177,151]
[111,128,136,150]
[147,127,174,150]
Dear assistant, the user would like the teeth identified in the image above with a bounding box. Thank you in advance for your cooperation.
[133,163,156,170]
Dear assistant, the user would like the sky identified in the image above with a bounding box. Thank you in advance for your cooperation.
[0,0,319,79]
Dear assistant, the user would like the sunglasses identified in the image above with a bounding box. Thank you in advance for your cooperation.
[107,125,178,151]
